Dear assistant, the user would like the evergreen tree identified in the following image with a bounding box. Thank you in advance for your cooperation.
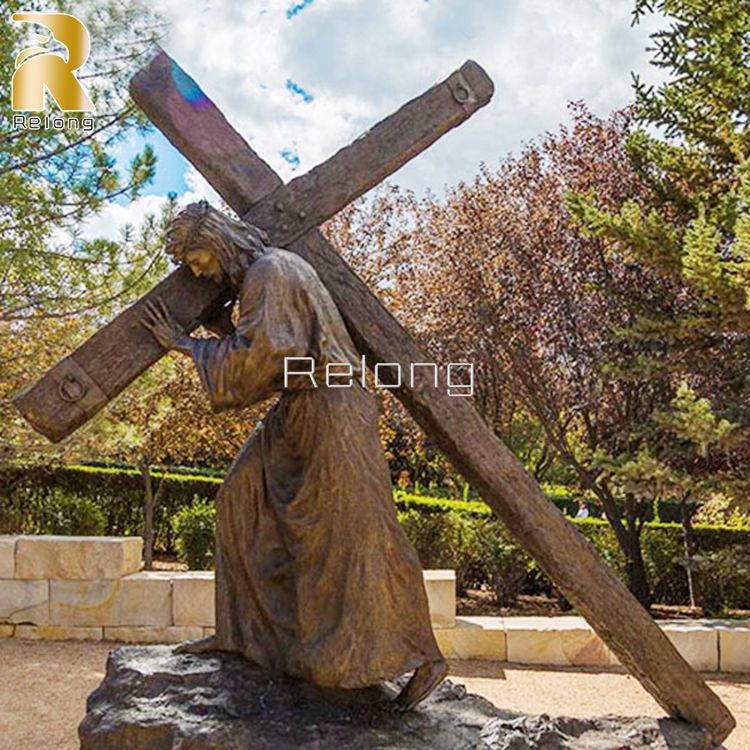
[567,0,750,527]
[0,0,171,465]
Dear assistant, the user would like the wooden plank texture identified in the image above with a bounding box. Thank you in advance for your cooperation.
[12,52,492,443]
[249,60,493,243]
[125,52,735,743]
[13,266,232,442]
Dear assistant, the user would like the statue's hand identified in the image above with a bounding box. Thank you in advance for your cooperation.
[142,299,187,351]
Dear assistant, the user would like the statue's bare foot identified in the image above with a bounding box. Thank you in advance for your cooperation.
[394,659,448,712]
[174,636,219,655]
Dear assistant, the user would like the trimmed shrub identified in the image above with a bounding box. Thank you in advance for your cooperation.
[39,491,107,536]
[172,498,216,570]
[396,509,483,594]
[395,514,750,612]
[4,464,750,611]
[16,490,107,536]
[3,464,223,552]
[394,490,491,518]
[474,521,530,606]
[687,546,750,615]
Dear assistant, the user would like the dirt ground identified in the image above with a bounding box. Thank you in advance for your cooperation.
[0,640,748,750]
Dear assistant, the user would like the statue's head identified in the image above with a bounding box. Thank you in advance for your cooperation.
[165,201,268,287]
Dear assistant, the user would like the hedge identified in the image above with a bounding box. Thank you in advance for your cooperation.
[1,464,223,553]
[1,466,501,548]
[2,464,749,611]
[398,511,750,612]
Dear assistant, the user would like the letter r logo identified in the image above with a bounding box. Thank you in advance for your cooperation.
[11,12,94,112]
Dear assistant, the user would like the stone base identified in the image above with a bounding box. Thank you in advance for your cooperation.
[79,646,713,750]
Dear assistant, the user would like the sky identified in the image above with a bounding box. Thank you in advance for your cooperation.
[87,0,665,241]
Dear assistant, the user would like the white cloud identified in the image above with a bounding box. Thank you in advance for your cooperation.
[78,193,168,241]
[182,166,222,206]
[76,166,221,242]
[148,0,664,196]
[86,0,666,241]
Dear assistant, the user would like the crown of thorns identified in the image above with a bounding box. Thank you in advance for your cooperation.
[165,200,212,261]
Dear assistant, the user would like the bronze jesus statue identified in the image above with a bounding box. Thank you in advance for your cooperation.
[142,201,447,710]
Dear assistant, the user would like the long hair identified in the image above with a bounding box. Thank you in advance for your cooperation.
[165,200,268,287]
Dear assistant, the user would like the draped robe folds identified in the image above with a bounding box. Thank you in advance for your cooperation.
[191,248,443,688]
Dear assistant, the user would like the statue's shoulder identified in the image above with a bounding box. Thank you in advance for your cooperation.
[250,247,319,284]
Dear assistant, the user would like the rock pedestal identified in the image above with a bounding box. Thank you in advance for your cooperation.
[79,646,714,750]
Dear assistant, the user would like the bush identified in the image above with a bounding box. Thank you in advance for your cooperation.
[395,513,750,613]
[3,464,224,552]
[4,466,492,552]
[172,498,216,570]
[5,464,750,611]
[394,490,491,518]
[0,483,106,536]
[38,491,107,536]
[396,510,482,594]
[687,546,750,615]
[474,521,530,606]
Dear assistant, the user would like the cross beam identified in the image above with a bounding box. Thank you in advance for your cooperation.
[15,50,734,743]
[13,57,493,443]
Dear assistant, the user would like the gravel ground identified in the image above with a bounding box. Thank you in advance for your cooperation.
[0,639,747,749]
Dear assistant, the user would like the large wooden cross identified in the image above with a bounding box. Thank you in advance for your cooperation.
[13,50,734,743]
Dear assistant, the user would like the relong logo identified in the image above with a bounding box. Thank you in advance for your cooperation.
[11,12,94,112]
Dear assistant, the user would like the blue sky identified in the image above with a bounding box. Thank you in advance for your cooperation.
[90,0,664,236]
[112,128,189,203]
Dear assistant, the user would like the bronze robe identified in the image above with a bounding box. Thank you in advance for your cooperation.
[191,248,442,688]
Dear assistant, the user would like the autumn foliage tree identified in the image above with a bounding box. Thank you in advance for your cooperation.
[77,350,268,566]
[325,106,691,607]
[322,2,750,609]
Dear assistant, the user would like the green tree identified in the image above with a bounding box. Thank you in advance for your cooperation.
[567,1,750,536]
[1,0,164,322]
[1,0,171,470]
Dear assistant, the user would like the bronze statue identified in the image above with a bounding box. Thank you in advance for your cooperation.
[142,201,447,710]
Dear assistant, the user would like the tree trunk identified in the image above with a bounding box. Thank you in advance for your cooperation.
[624,506,652,610]
[595,487,652,610]
[681,499,697,609]
[140,462,154,570]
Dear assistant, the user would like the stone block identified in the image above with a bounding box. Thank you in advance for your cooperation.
[0,579,48,624]
[505,616,610,667]
[203,627,216,638]
[172,572,215,627]
[119,572,173,626]
[435,617,507,660]
[104,626,203,644]
[0,536,16,578]
[16,535,142,580]
[78,646,714,750]
[50,572,171,627]
[15,624,103,641]
[718,622,750,673]
[0,624,14,637]
[50,580,119,626]
[424,570,455,629]
[661,621,718,672]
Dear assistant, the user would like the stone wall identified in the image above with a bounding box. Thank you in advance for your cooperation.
[434,615,750,673]
[1,535,748,673]
[0,535,455,644]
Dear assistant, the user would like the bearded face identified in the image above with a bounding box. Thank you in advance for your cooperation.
[165,201,269,289]
[183,246,224,283]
